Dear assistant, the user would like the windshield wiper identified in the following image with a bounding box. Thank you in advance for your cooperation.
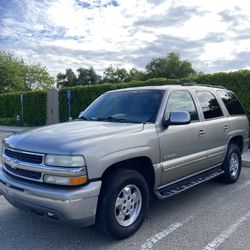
[96,116,130,123]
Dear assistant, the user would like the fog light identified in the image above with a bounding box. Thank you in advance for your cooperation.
[44,175,87,186]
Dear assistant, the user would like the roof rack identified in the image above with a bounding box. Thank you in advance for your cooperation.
[181,82,226,89]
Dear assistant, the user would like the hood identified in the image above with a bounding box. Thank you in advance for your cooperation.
[3,121,144,154]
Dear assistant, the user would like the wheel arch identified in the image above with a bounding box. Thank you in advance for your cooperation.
[101,157,155,192]
[228,135,244,153]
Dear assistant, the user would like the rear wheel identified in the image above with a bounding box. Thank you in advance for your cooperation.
[219,144,241,183]
[97,169,149,239]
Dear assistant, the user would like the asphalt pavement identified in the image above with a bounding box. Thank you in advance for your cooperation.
[0,129,250,250]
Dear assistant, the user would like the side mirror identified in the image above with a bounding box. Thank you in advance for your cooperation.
[163,111,191,127]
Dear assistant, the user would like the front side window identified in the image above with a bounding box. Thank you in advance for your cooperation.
[217,90,245,115]
[81,90,164,123]
[196,91,223,120]
[165,90,199,121]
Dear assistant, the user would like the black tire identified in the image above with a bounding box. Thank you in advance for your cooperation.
[219,144,242,183]
[97,169,149,239]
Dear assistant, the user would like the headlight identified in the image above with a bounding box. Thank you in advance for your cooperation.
[45,155,86,167]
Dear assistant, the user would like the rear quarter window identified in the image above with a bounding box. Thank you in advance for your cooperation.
[217,90,245,115]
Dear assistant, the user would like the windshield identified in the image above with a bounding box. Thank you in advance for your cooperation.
[79,90,164,123]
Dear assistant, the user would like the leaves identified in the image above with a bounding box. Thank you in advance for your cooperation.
[0,50,54,93]
[103,65,130,84]
[145,52,195,79]
[57,67,101,87]
[77,67,101,85]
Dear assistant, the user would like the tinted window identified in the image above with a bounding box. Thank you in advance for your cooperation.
[165,91,199,121]
[196,91,223,119]
[218,90,245,115]
[81,90,164,123]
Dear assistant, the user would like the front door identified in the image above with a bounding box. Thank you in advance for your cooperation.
[159,90,208,185]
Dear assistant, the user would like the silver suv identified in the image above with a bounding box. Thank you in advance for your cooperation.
[0,83,249,239]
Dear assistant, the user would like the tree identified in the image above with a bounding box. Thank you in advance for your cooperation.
[103,65,130,83]
[65,68,77,87]
[77,67,101,85]
[128,68,146,81]
[0,51,23,93]
[145,52,195,79]
[24,64,54,91]
[56,72,67,88]
[56,68,77,88]
[0,50,54,93]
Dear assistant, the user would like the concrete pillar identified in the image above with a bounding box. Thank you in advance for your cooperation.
[46,88,59,125]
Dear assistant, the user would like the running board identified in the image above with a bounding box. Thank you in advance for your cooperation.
[155,167,224,200]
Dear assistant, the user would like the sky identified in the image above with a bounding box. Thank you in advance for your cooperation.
[0,0,250,76]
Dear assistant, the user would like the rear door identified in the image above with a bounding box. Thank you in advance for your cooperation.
[159,90,208,185]
[195,90,229,167]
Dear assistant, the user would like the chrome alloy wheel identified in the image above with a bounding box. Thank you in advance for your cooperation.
[229,152,239,177]
[114,184,142,227]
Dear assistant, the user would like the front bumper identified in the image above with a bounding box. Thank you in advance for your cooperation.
[0,166,101,226]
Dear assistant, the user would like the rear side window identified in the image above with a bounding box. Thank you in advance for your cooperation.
[217,90,245,115]
[165,90,199,121]
[196,91,223,120]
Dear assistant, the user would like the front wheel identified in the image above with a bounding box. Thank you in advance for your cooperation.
[219,144,242,183]
[97,169,149,239]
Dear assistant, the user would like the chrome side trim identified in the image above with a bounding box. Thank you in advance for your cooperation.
[162,146,226,172]
[207,146,226,159]
[162,150,207,172]
[207,152,224,158]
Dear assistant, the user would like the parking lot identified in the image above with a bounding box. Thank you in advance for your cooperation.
[0,130,250,250]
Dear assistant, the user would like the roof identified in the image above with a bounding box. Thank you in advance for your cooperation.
[108,83,227,93]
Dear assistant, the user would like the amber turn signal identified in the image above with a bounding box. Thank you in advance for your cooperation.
[69,176,88,185]
[44,175,88,186]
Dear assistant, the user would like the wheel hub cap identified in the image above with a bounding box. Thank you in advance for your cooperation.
[229,152,239,177]
[115,184,142,227]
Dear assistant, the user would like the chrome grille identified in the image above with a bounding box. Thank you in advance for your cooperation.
[1,147,85,184]
[4,163,41,180]
[4,148,43,164]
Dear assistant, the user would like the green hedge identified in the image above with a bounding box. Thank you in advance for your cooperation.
[0,117,18,126]
[0,90,47,126]
[184,70,250,120]
[1,70,249,126]
[59,78,179,121]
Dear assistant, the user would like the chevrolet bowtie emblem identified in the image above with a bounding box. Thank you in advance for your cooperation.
[10,159,18,169]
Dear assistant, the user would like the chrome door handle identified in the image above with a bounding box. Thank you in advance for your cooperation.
[198,129,205,136]
[224,124,229,130]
